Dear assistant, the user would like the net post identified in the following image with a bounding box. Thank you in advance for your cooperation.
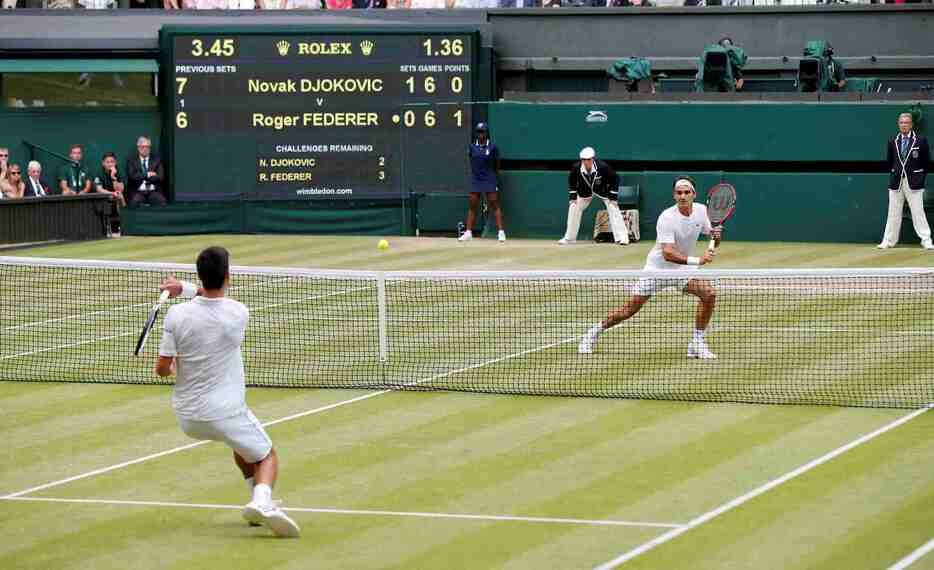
[377,272,388,363]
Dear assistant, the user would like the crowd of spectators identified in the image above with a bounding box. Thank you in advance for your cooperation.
[0,136,167,231]
[3,0,929,8]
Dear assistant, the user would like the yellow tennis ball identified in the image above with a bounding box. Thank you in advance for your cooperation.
[377,239,389,251]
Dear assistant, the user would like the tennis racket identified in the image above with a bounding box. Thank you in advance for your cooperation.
[134,289,170,356]
[706,183,736,252]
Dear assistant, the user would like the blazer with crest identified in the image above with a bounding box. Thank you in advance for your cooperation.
[887,131,929,191]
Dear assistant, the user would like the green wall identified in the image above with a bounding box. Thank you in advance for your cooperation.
[123,201,404,236]
[4,103,926,244]
[493,171,893,243]
[488,101,923,162]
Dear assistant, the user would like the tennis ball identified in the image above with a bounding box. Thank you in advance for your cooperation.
[377,239,389,251]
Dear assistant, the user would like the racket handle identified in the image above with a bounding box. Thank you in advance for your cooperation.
[158,289,170,304]
[707,238,717,252]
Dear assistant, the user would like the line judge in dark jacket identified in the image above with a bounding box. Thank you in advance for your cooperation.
[558,147,628,245]
[126,136,167,207]
[878,113,932,250]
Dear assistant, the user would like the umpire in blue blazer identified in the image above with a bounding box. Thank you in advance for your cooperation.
[879,112,932,250]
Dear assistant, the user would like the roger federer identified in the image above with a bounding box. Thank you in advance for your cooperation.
[156,246,300,538]
[578,177,722,358]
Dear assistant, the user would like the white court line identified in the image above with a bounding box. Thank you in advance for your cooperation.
[888,537,934,570]
[593,404,934,570]
[1,497,684,529]
[0,331,136,361]
[1,334,572,498]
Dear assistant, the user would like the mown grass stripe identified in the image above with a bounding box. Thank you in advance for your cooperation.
[594,405,932,570]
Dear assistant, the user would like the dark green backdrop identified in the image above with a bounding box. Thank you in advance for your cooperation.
[3,102,928,243]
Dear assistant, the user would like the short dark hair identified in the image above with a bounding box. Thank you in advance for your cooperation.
[196,246,230,290]
[102,152,117,161]
[69,144,83,153]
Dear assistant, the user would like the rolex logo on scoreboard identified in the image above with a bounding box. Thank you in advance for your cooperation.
[360,40,374,56]
[276,40,291,57]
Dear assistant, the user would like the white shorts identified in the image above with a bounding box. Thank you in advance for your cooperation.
[630,277,691,297]
[178,408,272,463]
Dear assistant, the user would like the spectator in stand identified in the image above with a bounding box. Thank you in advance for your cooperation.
[1,164,25,199]
[352,0,384,7]
[609,0,654,6]
[126,136,167,207]
[24,161,51,198]
[57,144,92,196]
[324,0,352,7]
[94,152,127,208]
[498,0,537,6]
[0,147,9,182]
[1,164,26,200]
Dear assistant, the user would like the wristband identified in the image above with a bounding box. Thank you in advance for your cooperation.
[179,280,198,299]
[686,256,700,266]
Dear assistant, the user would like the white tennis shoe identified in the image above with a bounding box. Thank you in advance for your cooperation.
[687,341,717,360]
[877,242,893,249]
[498,230,506,242]
[458,230,473,242]
[243,501,301,538]
[558,237,575,245]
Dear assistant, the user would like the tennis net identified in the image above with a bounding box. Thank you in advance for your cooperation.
[2,256,932,408]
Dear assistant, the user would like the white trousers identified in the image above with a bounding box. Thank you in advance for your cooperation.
[880,176,932,247]
[564,195,629,244]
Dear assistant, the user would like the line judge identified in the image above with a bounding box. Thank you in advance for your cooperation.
[559,147,628,246]
[878,112,932,250]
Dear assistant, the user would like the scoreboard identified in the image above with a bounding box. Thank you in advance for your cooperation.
[159,27,478,201]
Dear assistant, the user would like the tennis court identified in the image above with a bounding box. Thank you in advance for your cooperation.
[2,235,934,569]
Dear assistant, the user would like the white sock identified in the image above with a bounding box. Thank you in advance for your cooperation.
[245,476,254,495]
[693,329,705,344]
[252,483,272,506]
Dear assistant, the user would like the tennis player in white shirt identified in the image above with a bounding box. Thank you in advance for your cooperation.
[156,246,300,538]
[579,177,722,358]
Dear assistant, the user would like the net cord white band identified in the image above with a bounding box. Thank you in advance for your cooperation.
[2,256,932,282]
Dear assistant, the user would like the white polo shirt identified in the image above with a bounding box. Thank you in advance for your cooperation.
[644,204,712,270]
[159,296,249,422]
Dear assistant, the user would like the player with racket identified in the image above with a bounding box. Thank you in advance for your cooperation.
[579,177,726,359]
[153,246,300,538]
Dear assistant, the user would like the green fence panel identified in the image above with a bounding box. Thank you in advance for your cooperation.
[123,202,241,236]
[495,170,894,243]
[245,202,402,235]
[488,101,920,162]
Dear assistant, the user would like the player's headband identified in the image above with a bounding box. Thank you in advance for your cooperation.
[674,178,696,193]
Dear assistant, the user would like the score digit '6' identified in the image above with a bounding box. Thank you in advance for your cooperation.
[176,112,188,129]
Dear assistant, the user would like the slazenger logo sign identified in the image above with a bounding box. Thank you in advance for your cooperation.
[586,111,608,123]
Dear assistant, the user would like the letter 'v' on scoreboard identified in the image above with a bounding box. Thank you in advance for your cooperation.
[158,26,479,200]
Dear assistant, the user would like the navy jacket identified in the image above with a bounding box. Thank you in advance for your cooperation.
[887,131,929,191]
